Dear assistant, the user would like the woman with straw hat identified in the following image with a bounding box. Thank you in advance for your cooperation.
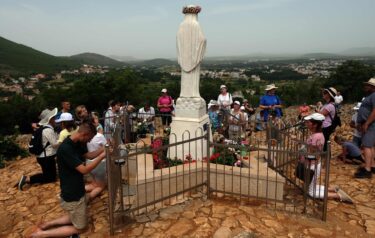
[259,84,282,122]
[320,87,337,151]
[18,108,59,190]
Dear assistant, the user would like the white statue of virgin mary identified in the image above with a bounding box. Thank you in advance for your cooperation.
[177,5,206,98]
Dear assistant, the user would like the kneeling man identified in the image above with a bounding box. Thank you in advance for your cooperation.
[29,122,106,237]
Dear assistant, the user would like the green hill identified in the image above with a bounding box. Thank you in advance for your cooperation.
[69,53,125,67]
[0,36,78,74]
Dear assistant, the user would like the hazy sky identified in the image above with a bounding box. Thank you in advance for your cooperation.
[0,0,374,59]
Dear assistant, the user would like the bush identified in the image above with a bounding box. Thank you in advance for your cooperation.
[0,135,28,167]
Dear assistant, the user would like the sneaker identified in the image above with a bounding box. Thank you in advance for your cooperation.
[18,175,27,191]
[69,234,80,238]
[337,189,353,204]
[354,167,372,179]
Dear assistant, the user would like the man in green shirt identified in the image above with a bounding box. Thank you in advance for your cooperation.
[28,122,106,237]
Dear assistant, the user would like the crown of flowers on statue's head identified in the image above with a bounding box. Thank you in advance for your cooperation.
[182,5,201,14]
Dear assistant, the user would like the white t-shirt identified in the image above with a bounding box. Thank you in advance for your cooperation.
[351,113,361,138]
[87,133,107,152]
[217,93,233,110]
[138,107,155,125]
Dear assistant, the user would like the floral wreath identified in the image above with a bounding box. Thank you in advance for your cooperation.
[182,5,201,14]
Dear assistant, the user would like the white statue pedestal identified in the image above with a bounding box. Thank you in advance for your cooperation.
[168,113,210,161]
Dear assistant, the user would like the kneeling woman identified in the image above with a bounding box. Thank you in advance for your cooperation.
[303,113,352,203]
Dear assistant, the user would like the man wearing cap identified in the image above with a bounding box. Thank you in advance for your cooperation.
[259,84,282,121]
[354,78,375,178]
[217,85,232,111]
[19,108,59,190]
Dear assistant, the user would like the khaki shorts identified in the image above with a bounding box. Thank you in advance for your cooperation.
[60,195,88,230]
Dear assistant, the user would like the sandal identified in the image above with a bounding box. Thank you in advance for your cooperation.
[337,189,353,204]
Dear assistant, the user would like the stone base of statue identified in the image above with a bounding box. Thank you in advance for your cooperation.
[168,97,211,160]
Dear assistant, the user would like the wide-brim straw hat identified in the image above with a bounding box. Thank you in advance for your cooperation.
[38,108,58,126]
[364,78,375,87]
[265,84,278,91]
[324,87,337,99]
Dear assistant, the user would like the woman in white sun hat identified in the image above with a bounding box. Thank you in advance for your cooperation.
[320,87,338,151]
[301,113,352,203]
[19,108,59,191]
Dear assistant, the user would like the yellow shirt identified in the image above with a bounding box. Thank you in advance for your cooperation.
[58,128,78,143]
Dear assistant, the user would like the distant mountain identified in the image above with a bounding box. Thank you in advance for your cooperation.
[300,53,341,59]
[133,58,177,66]
[69,53,125,67]
[0,36,77,74]
[340,47,375,56]
[109,55,138,62]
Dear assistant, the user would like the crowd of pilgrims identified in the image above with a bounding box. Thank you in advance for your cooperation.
[21,78,375,237]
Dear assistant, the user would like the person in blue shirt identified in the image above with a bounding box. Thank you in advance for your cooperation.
[259,84,283,121]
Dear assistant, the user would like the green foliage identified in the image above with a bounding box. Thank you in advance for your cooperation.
[0,36,78,74]
[0,135,28,168]
[324,60,375,102]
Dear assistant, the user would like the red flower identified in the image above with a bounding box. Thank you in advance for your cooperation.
[210,153,220,161]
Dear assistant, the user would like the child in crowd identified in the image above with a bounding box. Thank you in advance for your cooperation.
[334,135,364,164]
[302,113,352,203]
[91,111,104,134]
[57,112,77,144]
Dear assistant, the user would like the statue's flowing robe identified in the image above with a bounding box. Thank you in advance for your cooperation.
[177,16,206,97]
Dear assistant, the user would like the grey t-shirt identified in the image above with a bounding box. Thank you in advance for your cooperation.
[357,92,375,130]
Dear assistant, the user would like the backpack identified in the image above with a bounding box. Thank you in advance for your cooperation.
[28,126,50,156]
[328,104,341,130]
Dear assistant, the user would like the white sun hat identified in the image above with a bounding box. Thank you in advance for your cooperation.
[38,108,58,126]
[304,113,325,121]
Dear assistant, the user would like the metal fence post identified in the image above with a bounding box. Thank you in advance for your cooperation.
[105,144,114,236]
[206,125,211,199]
[322,141,331,221]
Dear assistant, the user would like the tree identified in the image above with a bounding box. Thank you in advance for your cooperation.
[326,60,375,102]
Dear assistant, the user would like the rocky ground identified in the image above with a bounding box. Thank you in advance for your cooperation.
[1,105,375,237]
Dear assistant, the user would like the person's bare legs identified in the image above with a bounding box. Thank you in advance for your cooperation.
[29,214,84,238]
[85,183,95,193]
[363,147,374,171]
[38,214,71,230]
[87,181,106,200]
[30,225,82,238]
